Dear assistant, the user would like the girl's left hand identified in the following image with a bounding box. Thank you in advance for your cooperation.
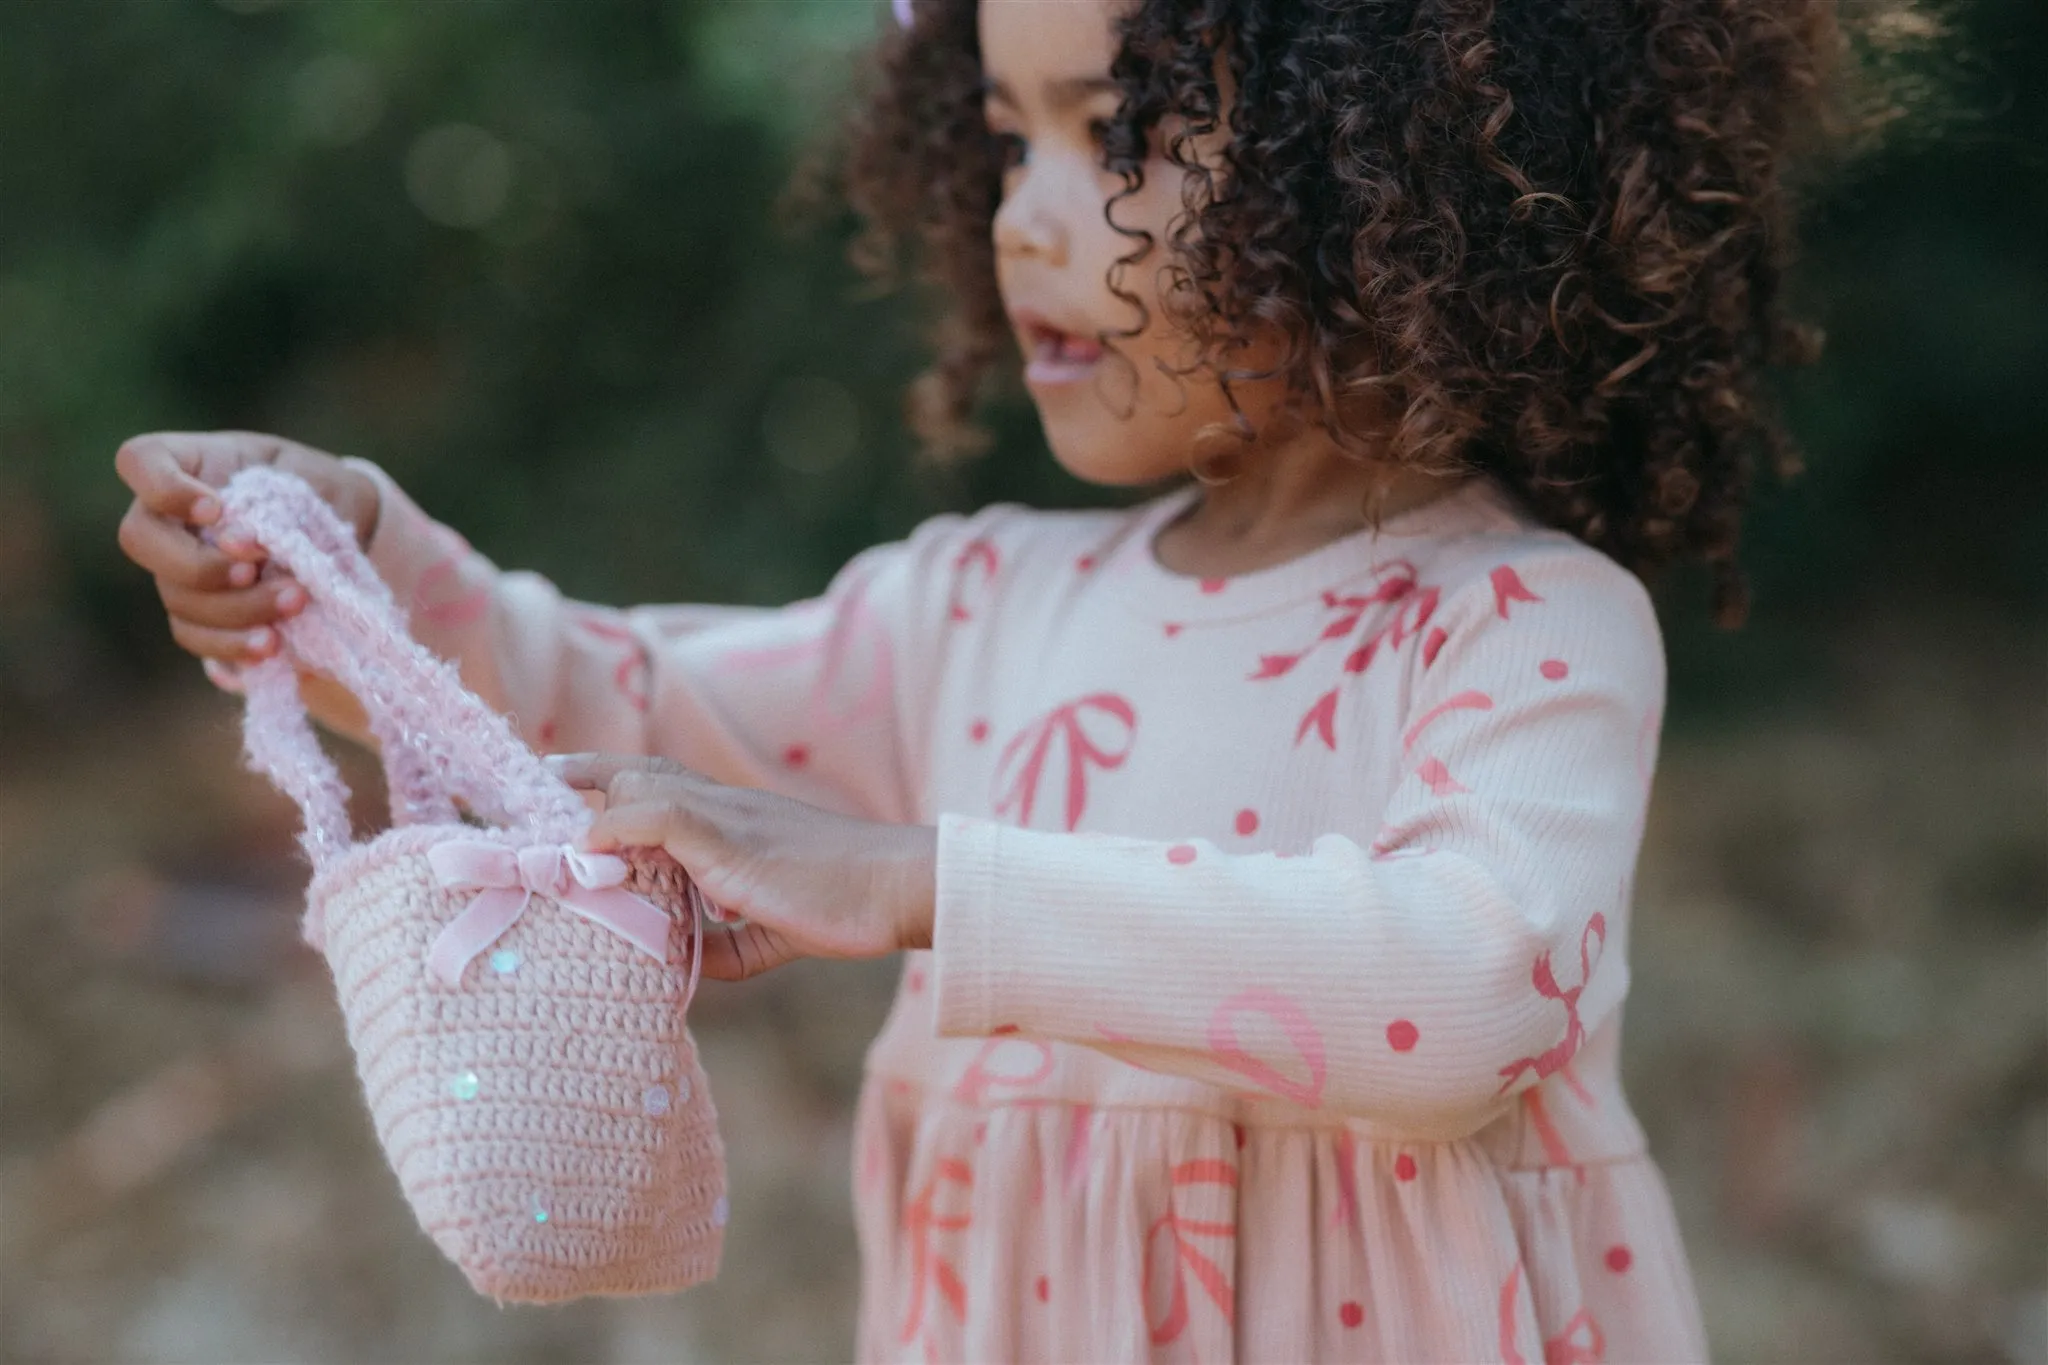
[545,753,936,982]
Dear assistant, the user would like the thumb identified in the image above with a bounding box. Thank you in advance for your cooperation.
[697,920,801,982]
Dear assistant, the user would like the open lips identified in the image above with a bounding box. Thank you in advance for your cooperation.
[1016,313,1106,386]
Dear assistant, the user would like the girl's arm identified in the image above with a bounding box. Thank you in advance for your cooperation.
[325,457,966,824]
[928,549,1662,1142]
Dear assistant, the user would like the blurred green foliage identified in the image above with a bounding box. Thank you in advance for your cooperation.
[2,0,2041,729]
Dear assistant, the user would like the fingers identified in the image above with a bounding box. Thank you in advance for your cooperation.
[116,500,248,588]
[697,921,799,982]
[582,793,720,859]
[202,657,248,693]
[546,752,692,792]
[115,434,224,525]
[159,575,307,631]
[170,614,283,663]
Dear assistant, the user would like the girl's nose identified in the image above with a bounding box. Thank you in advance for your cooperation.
[993,174,1065,267]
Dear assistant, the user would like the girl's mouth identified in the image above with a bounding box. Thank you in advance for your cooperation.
[1023,323,1104,387]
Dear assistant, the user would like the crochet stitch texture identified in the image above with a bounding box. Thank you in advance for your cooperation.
[214,465,725,1304]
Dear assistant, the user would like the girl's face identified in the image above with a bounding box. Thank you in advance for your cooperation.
[981,0,1259,488]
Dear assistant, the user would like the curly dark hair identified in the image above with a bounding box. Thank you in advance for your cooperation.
[838,0,1932,626]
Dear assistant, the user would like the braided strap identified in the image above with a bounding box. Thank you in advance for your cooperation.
[214,466,588,858]
[211,466,707,975]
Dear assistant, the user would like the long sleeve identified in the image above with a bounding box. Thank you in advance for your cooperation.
[928,547,1663,1142]
[343,457,969,824]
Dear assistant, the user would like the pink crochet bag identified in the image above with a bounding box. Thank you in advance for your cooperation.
[209,465,727,1304]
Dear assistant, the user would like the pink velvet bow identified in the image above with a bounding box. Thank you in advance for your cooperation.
[425,839,673,987]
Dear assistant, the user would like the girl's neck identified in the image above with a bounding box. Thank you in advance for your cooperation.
[1152,427,1471,580]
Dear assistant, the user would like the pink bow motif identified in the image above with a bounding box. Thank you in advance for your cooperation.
[992,693,1137,831]
[1541,1310,1607,1365]
[1494,911,1608,1096]
[1499,1265,1608,1365]
[424,838,692,995]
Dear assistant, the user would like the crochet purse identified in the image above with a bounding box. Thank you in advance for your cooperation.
[210,465,726,1303]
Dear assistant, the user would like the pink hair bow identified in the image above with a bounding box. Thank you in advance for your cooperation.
[425,838,678,989]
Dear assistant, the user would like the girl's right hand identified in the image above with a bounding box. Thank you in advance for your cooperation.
[114,431,380,669]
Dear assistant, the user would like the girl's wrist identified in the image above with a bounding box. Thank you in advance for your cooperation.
[888,823,939,953]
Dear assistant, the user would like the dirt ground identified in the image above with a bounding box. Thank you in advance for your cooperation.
[3,602,2042,1364]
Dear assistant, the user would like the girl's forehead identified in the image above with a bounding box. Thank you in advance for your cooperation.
[978,0,1120,93]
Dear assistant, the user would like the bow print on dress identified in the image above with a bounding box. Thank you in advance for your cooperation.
[412,525,490,630]
[947,538,1000,623]
[1247,563,1441,750]
[1206,986,1328,1108]
[898,1156,974,1347]
[1490,563,1544,619]
[992,693,1137,831]
[566,607,652,713]
[1144,1158,1238,1348]
[1494,912,1607,1096]
[951,1037,1055,1106]
[1498,1264,1608,1365]
[423,839,678,987]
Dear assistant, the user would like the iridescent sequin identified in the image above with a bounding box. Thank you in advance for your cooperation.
[530,1195,551,1224]
[642,1084,671,1117]
[448,1070,480,1101]
[489,948,521,975]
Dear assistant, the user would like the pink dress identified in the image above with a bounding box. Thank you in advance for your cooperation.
[331,457,1712,1363]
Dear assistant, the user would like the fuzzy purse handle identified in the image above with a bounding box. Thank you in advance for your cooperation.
[208,465,711,995]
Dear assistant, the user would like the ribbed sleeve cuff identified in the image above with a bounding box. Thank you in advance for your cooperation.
[931,811,1003,1038]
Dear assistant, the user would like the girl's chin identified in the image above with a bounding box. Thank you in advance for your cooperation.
[1039,424,1189,489]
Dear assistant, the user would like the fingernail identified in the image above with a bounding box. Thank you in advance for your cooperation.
[192,496,219,523]
[246,628,272,651]
[276,585,306,612]
[229,562,256,587]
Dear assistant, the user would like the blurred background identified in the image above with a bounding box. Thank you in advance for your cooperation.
[1,0,2041,1361]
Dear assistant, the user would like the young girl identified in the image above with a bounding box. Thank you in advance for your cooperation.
[116,0,1859,1357]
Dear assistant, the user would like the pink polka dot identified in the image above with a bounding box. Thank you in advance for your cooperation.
[1234,808,1260,836]
[1340,1301,1364,1329]
[1394,1153,1417,1181]
[1386,1019,1419,1051]
[1163,621,1183,637]
[1541,658,1570,680]
[1199,577,1227,594]
[1605,1244,1633,1273]
[907,968,925,993]
[1166,843,1198,865]
[1076,554,1096,572]
[973,1122,987,1145]
[1035,1275,1050,1302]
[969,718,990,742]
[782,743,810,767]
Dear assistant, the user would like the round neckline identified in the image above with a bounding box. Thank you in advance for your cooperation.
[1105,474,1529,624]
